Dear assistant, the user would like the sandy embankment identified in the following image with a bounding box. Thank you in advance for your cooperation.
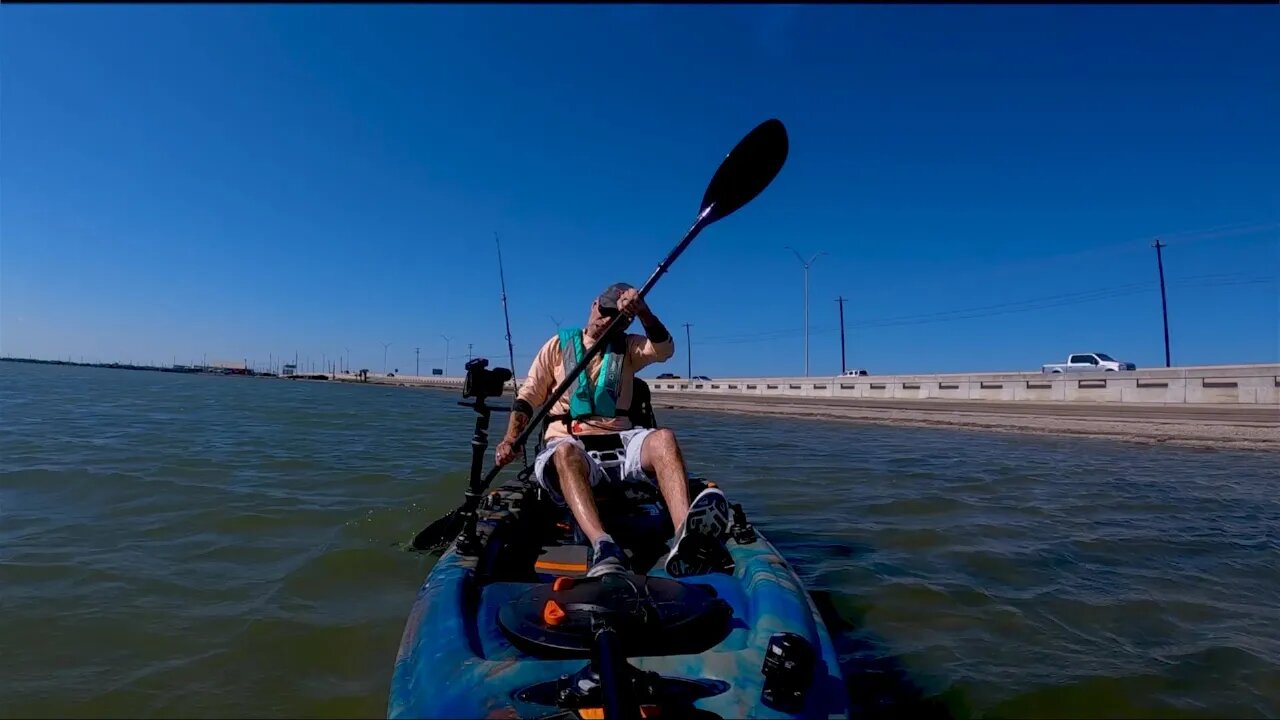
[648,392,1280,452]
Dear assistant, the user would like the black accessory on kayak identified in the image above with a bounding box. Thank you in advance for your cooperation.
[729,502,758,545]
[411,117,790,553]
[509,573,734,719]
[454,358,512,557]
[759,631,817,713]
[498,572,732,659]
[462,357,512,401]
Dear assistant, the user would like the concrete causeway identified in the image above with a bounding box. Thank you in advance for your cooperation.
[329,364,1279,406]
[316,364,1277,450]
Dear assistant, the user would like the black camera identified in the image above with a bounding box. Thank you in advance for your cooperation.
[462,358,512,401]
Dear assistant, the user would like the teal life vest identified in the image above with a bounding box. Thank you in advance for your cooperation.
[558,328,628,422]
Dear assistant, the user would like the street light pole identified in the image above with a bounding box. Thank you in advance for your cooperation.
[441,335,451,377]
[415,347,420,376]
[382,342,392,374]
[786,246,827,376]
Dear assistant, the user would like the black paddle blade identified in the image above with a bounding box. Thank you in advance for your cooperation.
[410,507,462,553]
[699,118,789,225]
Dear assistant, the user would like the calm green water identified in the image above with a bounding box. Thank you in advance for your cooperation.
[1,361,1277,719]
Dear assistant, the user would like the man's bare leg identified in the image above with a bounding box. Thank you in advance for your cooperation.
[640,429,693,531]
[553,442,607,543]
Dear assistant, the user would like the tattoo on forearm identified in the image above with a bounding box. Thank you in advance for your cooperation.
[507,410,530,440]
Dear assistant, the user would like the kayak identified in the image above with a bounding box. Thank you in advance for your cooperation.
[390,472,848,719]
[390,119,812,718]
[389,429,849,718]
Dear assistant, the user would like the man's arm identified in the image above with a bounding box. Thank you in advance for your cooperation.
[496,338,555,466]
[629,306,676,368]
[614,287,676,368]
[638,310,671,345]
[505,397,536,444]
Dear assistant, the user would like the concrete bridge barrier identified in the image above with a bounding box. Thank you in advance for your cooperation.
[326,365,1279,407]
[642,364,1280,406]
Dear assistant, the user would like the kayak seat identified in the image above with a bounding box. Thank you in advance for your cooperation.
[543,476,724,577]
[474,374,728,582]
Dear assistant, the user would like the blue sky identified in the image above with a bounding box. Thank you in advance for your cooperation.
[3,5,1276,377]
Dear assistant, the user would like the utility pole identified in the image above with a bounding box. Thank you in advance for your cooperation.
[441,335,451,377]
[836,296,847,374]
[1153,238,1171,367]
[415,347,420,376]
[381,342,392,374]
[682,322,693,378]
[786,246,827,376]
[467,343,474,363]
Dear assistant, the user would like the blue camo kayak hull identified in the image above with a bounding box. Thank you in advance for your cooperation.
[389,505,849,719]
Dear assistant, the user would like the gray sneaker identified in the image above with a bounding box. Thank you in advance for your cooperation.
[586,537,628,577]
[664,487,731,577]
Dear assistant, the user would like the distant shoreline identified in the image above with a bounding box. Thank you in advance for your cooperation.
[7,358,1274,451]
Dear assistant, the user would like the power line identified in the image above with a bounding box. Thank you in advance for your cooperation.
[976,221,1279,280]
[693,273,1275,346]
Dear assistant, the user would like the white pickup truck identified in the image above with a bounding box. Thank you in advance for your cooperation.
[1042,352,1136,373]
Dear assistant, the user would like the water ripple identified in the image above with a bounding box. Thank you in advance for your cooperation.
[1,362,1277,718]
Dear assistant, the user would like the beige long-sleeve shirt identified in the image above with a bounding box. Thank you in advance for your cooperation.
[517,331,675,441]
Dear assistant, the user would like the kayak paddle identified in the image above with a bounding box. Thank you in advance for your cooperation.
[411,118,790,553]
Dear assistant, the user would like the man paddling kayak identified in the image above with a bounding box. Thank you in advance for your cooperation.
[495,282,731,577]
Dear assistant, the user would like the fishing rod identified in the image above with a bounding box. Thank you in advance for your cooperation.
[494,232,518,383]
[494,232,525,465]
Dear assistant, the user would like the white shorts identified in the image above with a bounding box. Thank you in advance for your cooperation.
[532,428,658,506]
